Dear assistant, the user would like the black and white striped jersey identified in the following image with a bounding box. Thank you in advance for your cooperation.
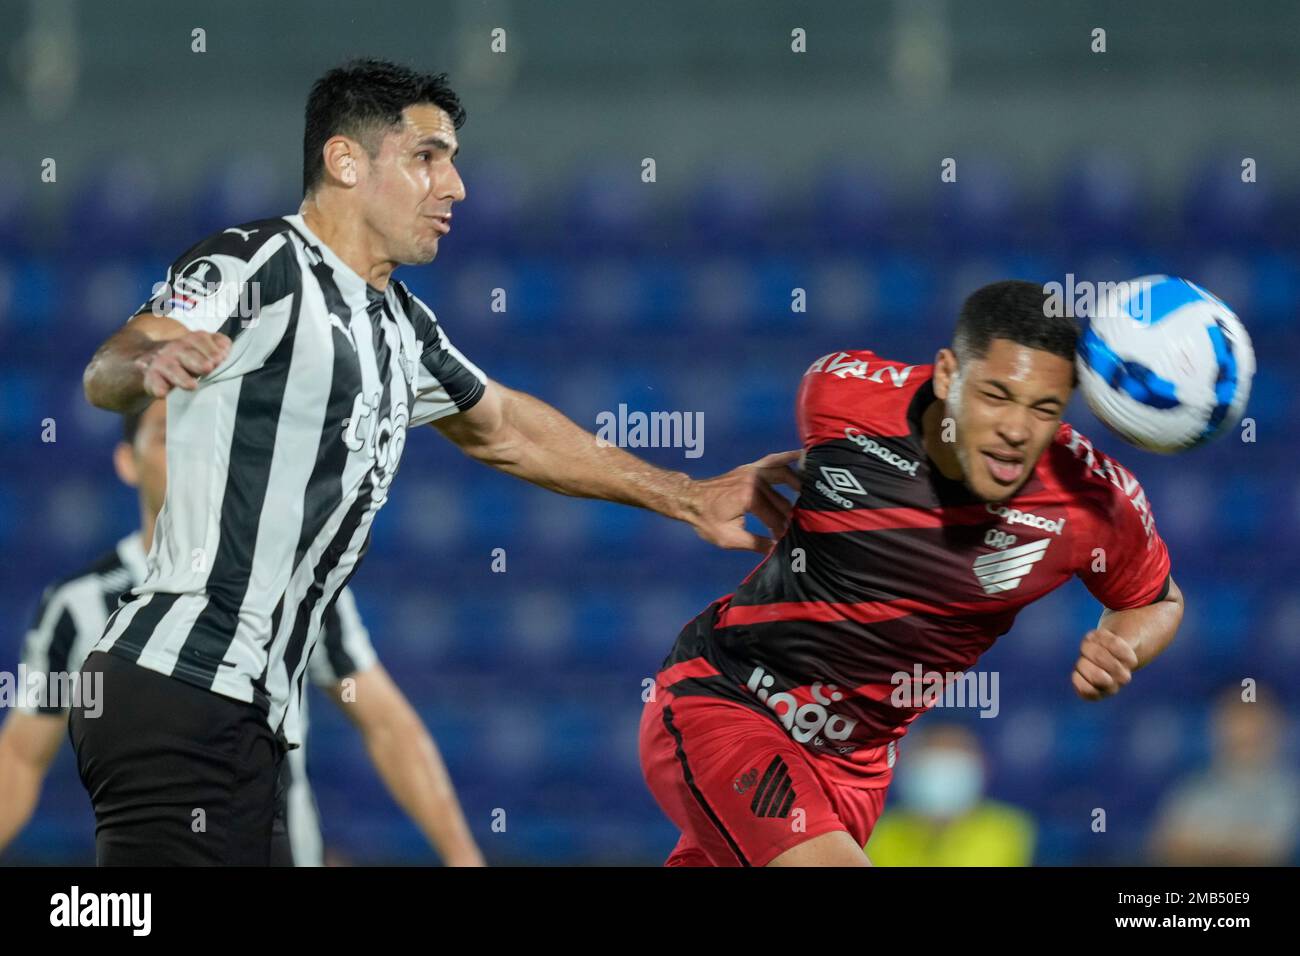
[92,214,485,747]
[18,530,377,864]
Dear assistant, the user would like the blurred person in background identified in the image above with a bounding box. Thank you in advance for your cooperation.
[865,723,1035,866]
[1147,684,1299,866]
[0,400,484,866]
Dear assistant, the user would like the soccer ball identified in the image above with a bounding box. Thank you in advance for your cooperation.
[1075,275,1255,454]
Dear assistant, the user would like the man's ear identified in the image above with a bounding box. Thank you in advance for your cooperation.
[932,348,958,401]
[112,442,139,489]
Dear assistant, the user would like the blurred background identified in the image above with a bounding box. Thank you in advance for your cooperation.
[0,0,1297,865]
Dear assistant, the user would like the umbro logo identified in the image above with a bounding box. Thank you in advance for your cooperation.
[819,466,867,496]
[749,755,798,819]
[814,465,867,510]
[972,538,1052,594]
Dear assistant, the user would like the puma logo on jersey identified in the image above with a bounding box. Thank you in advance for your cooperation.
[972,538,1052,594]
[329,313,357,351]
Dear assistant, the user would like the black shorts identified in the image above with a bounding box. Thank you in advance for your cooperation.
[69,650,284,866]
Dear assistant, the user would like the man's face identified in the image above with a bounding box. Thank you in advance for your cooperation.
[932,338,1073,502]
[357,103,464,266]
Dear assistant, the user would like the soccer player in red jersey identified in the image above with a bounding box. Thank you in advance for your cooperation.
[639,280,1185,867]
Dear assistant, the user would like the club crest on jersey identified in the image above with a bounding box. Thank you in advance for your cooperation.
[972,536,1052,594]
[174,257,224,302]
[815,465,867,509]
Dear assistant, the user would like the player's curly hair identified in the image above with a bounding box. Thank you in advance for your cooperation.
[954,280,1079,367]
[302,58,467,197]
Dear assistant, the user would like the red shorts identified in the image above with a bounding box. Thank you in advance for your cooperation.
[639,682,890,867]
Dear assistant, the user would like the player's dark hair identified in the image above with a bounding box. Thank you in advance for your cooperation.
[953,280,1079,366]
[302,58,467,196]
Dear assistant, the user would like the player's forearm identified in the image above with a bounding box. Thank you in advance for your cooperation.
[1100,585,1184,669]
[83,327,162,412]
[475,388,696,523]
[360,716,484,866]
[0,735,46,853]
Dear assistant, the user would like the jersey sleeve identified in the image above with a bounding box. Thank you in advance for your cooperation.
[134,227,300,383]
[308,587,378,687]
[1074,456,1172,610]
[401,286,488,427]
[796,350,923,448]
[16,585,80,715]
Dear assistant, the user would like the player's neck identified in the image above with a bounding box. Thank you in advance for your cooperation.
[298,197,395,292]
[920,400,965,480]
[140,509,157,554]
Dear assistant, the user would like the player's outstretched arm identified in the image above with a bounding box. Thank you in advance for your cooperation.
[83,311,231,412]
[328,665,485,866]
[432,380,802,552]
[1072,577,1185,701]
[0,712,66,855]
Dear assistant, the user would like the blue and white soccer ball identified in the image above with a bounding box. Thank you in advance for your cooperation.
[1076,275,1255,454]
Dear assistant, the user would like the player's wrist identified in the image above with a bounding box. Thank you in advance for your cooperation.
[669,471,701,525]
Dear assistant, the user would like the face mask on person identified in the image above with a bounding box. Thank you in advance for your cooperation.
[897,749,985,818]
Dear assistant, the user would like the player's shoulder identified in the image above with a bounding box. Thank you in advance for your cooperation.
[157,218,301,309]
[171,218,297,269]
[1044,422,1160,535]
[798,349,932,442]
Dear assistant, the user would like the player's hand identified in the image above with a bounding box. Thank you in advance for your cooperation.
[684,450,803,553]
[136,331,232,397]
[1071,627,1138,701]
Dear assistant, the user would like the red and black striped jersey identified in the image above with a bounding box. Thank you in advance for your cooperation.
[659,349,1171,788]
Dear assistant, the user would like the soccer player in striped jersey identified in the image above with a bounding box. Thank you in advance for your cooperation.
[640,281,1186,867]
[75,59,796,864]
[0,401,484,865]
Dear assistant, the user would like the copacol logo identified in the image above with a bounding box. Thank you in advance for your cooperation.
[746,666,858,751]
